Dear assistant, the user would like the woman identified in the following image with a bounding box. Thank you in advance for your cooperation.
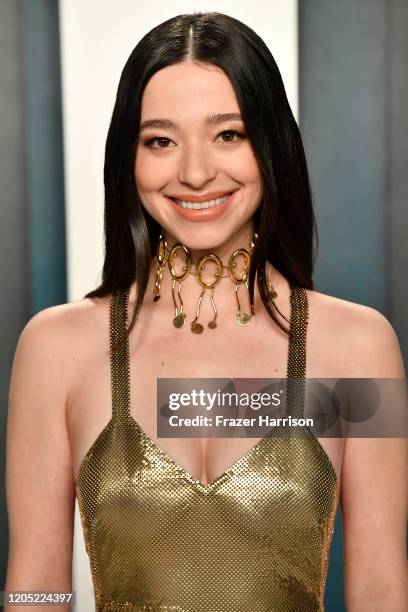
[5,11,408,612]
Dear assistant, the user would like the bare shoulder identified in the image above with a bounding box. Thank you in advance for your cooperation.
[23,293,109,337]
[17,294,112,394]
[25,292,111,338]
[305,288,405,377]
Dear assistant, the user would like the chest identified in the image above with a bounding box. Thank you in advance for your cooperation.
[68,311,344,489]
[70,319,282,475]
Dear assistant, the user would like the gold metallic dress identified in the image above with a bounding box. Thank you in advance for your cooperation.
[75,285,338,612]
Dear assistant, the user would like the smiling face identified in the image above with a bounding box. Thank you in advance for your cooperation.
[134,60,263,254]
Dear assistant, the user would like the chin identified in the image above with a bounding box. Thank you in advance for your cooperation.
[163,229,236,251]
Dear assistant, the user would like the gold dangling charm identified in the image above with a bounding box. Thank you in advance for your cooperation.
[191,288,205,334]
[208,288,217,329]
[229,248,251,325]
[153,234,167,301]
[169,244,191,328]
[250,232,259,250]
[268,280,278,299]
[190,254,222,333]
[249,232,258,315]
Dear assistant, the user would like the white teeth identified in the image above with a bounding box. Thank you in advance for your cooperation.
[173,193,232,210]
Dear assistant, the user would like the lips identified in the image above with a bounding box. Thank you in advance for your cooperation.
[168,189,237,204]
[170,192,233,209]
[166,188,239,223]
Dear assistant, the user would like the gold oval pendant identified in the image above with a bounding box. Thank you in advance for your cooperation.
[208,320,217,329]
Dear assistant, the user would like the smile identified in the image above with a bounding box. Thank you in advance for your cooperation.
[171,192,235,210]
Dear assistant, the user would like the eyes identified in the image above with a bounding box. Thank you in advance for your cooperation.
[142,129,247,151]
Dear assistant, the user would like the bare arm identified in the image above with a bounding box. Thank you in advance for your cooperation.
[341,309,408,610]
[5,307,75,611]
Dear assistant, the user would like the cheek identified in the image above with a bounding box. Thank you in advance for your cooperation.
[228,147,262,186]
[238,151,263,205]
[134,146,172,191]
[244,150,263,194]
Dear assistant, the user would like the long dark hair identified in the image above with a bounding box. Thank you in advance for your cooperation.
[84,11,318,346]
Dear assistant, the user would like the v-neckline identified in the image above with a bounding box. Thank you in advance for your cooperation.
[129,407,279,494]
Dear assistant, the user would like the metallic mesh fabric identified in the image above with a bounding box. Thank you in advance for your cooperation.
[75,285,338,611]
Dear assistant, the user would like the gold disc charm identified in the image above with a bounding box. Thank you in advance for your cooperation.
[237,313,250,325]
[191,322,204,334]
[173,312,186,328]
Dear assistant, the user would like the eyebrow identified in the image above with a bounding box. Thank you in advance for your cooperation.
[139,112,243,132]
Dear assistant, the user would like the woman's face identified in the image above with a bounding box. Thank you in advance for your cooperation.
[135,61,263,251]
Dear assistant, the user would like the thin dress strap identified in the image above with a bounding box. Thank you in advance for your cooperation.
[109,288,131,420]
[286,284,309,419]
[287,284,309,378]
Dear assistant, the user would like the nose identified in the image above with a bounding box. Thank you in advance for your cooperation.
[177,141,217,188]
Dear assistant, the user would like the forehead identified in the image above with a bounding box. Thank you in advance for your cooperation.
[139,61,240,119]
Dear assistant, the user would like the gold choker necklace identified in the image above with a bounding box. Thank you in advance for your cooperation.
[153,232,277,334]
